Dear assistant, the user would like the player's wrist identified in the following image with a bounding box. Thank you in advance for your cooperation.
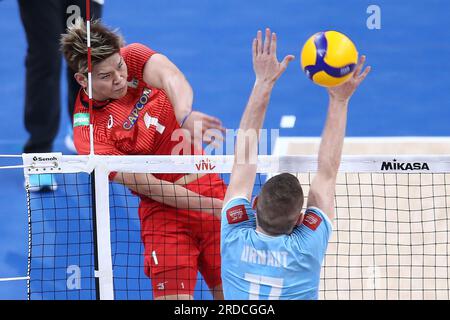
[253,80,275,100]
[328,94,350,105]
[180,110,193,127]
[254,78,275,90]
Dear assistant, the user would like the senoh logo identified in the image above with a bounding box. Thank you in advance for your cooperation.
[381,159,430,171]
[195,159,216,171]
[226,205,249,224]
[33,156,57,162]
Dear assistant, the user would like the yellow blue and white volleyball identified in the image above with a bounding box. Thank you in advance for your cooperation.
[301,31,358,87]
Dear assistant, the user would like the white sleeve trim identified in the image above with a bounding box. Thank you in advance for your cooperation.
[222,196,251,211]
[306,206,333,230]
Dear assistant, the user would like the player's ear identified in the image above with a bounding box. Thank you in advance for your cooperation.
[252,196,259,210]
[296,211,305,226]
[74,73,87,89]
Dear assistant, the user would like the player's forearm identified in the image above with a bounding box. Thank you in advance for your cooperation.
[227,81,273,201]
[114,173,222,216]
[148,180,222,216]
[239,81,273,131]
[317,97,349,179]
[235,81,273,161]
[163,72,194,125]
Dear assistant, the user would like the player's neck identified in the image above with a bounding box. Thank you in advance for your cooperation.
[255,226,283,237]
[83,88,111,103]
[80,89,111,109]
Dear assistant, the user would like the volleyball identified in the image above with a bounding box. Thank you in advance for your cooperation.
[301,31,358,87]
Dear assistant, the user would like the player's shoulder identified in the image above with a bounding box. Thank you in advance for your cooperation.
[121,43,156,58]
[121,42,146,52]
[304,206,333,230]
[221,196,256,227]
[290,206,333,240]
[223,196,251,210]
[222,196,253,217]
[73,89,87,112]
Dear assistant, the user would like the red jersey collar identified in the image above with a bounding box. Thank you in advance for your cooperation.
[79,89,112,109]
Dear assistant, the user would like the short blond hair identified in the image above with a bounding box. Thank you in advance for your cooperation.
[60,18,124,74]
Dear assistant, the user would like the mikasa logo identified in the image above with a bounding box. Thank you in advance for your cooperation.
[381,159,430,171]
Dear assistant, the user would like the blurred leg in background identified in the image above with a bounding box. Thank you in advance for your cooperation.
[18,0,103,191]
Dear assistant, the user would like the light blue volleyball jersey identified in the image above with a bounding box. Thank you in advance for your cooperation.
[221,197,332,300]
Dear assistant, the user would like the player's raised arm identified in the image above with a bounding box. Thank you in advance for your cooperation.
[142,53,193,124]
[307,56,371,220]
[142,53,225,149]
[224,28,294,204]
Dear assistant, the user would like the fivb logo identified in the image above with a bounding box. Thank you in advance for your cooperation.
[381,159,430,171]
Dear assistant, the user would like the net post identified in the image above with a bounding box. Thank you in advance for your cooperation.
[92,161,114,300]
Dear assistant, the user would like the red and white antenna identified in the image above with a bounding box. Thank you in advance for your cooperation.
[86,0,94,155]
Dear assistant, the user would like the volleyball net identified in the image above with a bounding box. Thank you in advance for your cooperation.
[23,153,450,300]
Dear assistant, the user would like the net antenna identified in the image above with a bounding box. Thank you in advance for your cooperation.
[86,0,94,156]
[85,0,114,300]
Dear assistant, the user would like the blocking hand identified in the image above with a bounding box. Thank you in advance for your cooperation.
[253,28,295,85]
[327,55,371,102]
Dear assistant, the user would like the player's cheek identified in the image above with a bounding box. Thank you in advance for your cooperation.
[106,81,115,95]
[98,82,112,98]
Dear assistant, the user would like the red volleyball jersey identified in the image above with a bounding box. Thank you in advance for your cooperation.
[73,43,190,183]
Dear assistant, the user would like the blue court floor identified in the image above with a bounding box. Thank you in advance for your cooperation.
[0,0,449,299]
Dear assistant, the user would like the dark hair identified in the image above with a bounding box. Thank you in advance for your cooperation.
[60,18,124,74]
[256,173,304,235]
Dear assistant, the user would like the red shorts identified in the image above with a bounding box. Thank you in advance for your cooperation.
[138,173,226,298]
